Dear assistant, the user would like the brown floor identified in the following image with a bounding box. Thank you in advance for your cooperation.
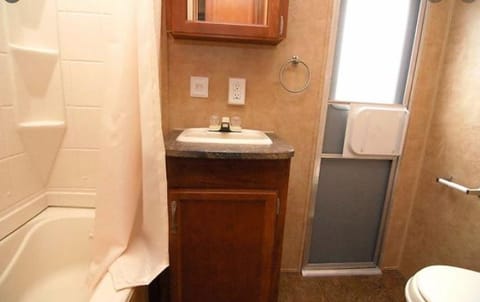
[278,270,407,302]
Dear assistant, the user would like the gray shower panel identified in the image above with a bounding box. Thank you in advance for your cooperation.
[322,104,349,154]
[308,158,391,264]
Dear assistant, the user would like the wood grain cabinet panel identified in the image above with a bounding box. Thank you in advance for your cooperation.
[169,190,277,302]
[166,0,289,44]
[166,158,291,302]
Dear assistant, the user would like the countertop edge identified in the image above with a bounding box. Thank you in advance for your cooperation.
[165,130,295,160]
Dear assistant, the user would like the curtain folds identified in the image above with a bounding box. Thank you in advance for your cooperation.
[87,0,168,293]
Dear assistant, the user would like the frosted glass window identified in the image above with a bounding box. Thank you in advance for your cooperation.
[330,0,421,104]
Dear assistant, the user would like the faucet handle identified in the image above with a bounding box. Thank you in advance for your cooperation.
[209,115,220,130]
[230,116,242,132]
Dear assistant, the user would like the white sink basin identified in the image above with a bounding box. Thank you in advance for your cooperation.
[176,128,272,145]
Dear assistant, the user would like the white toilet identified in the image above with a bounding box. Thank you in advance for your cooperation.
[405,265,480,302]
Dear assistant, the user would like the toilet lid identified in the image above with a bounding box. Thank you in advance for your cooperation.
[416,265,480,302]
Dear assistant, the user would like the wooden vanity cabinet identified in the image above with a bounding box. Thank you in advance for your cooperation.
[166,157,291,302]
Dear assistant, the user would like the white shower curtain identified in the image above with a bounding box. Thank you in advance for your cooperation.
[87,0,168,293]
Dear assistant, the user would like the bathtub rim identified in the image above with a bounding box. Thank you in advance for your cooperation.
[0,206,95,284]
[0,205,135,302]
[0,191,96,242]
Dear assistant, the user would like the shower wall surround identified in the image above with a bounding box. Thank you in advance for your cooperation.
[0,0,113,224]
[47,3,108,192]
[6,0,65,184]
[0,1,43,217]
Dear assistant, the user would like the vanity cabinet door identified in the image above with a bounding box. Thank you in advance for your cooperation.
[168,189,278,302]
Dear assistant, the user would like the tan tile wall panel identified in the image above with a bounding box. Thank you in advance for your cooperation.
[380,1,454,269]
[399,0,480,277]
[163,0,333,270]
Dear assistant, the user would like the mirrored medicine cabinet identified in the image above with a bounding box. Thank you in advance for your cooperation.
[166,0,289,44]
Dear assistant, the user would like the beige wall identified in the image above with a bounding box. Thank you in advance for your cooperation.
[164,0,479,273]
[163,0,333,270]
[398,0,480,277]
[380,1,454,269]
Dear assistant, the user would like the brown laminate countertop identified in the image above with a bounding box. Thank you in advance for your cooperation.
[165,129,294,160]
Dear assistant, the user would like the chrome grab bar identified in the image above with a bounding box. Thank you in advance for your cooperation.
[436,177,480,198]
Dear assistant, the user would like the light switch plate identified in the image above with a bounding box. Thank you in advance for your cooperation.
[190,76,209,98]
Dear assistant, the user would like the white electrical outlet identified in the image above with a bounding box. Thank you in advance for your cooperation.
[228,78,246,105]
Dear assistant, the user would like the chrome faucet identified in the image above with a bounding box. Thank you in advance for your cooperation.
[219,117,231,132]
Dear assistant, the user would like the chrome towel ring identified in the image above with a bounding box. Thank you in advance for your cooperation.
[279,56,311,94]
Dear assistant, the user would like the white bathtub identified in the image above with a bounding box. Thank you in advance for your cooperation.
[0,207,145,302]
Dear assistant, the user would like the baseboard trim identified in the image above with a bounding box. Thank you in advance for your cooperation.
[302,267,382,277]
[281,268,299,273]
